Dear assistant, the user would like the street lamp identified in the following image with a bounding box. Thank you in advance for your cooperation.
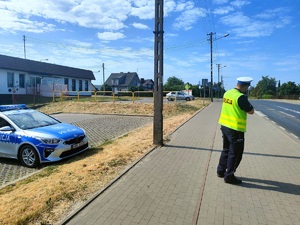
[207,33,229,102]
[93,70,101,92]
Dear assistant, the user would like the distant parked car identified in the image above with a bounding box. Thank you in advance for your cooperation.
[0,104,89,168]
[166,91,195,101]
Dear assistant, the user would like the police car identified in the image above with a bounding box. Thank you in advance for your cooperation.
[0,104,89,168]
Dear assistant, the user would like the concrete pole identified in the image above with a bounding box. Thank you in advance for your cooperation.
[153,0,164,145]
[208,32,214,102]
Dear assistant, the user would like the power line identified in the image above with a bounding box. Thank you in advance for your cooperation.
[165,38,207,51]
[26,34,208,54]
[192,0,227,61]
[24,0,221,58]
[192,0,216,35]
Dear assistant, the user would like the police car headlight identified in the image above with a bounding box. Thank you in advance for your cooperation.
[40,138,61,144]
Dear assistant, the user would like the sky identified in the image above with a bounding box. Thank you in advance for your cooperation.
[0,0,299,90]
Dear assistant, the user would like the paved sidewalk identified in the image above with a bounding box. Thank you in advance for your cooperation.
[61,101,300,225]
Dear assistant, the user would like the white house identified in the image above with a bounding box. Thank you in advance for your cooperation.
[0,54,95,104]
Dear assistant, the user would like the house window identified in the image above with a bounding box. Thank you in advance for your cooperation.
[111,79,119,85]
[84,80,88,91]
[79,80,82,91]
[72,79,76,91]
[7,72,14,87]
[64,78,69,91]
[19,74,25,88]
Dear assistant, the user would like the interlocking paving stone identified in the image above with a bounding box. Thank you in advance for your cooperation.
[0,114,152,187]
[60,101,300,225]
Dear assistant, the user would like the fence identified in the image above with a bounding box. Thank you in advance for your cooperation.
[274,95,300,100]
[52,91,151,103]
[52,91,174,103]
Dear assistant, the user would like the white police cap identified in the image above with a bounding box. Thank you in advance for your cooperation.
[237,77,253,85]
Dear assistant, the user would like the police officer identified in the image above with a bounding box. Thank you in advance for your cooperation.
[217,77,254,184]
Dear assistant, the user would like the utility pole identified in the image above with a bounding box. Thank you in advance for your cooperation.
[217,64,221,98]
[23,35,26,59]
[207,32,215,102]
[102,63,105,94]
[207,32,229,102]
[153,0,164,145]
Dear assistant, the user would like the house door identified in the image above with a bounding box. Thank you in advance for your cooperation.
[113,87,118,95]
[30,77,41,94]
[0,117,16,158]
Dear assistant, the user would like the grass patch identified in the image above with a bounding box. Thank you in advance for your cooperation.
[107,157,127,167]
[0,99,209,225]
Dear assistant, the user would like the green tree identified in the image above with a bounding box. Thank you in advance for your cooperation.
[99,84,112,96]
[129,86,145,92]
[278,82,300,95]
[164,76,185,91]
[250,76,277,99]
[190,84,200,97]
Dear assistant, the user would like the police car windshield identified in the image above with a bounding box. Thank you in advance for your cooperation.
[6,110,60,130]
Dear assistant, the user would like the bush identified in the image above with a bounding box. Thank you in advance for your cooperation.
[262,94,273,99]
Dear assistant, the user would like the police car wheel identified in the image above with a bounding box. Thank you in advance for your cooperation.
[19,145,40,168]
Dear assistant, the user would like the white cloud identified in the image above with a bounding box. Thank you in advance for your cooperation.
[230,0,250,8]
[213,0,229,4]
[0,0,208,34]
[132,23,149,30]
[213,6,234,15]
[220,11,291,37]
[64,39,93,48]
[130,0,154,19]
[254,7,291,29]
[175,2,187,12]
[255,7,291,19]
[97,32,125,41]
[0,0,133,31]
[0,0,298,88]
[173,2,206,31]
[164,0,177,16]
[274,54,300,68]
[0,9,56,33]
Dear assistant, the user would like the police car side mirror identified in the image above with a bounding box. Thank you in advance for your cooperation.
[0,126,15,132]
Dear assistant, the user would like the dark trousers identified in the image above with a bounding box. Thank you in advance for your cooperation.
[217,126,245,180]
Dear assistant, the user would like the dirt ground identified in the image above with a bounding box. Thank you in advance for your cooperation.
[0,100,209,225]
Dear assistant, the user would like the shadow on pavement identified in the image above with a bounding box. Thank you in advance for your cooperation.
[0,158,20,166]
[164,144,300,160]
[241,177,300,195]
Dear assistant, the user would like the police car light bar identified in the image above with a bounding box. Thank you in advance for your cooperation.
[0,104,28,112]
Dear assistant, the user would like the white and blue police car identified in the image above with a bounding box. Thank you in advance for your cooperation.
[0,104,89,168]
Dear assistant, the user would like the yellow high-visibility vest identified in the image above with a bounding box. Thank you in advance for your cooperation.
[219,89,247,132]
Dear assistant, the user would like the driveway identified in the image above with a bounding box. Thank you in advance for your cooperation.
[0,113,153,188]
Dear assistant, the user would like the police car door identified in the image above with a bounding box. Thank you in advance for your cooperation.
[0,117,16,158]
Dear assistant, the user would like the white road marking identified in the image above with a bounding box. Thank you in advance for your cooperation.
[255,111,266,117]
[276,106,300,115]
[279,126,286,130]
[278,111,296,118]
[290,133,299,139]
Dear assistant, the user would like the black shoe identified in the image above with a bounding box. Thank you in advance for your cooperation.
[217,172,224,178]
[224,176,242,185]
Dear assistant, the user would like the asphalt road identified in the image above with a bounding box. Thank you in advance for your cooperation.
[250,100,300,139]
